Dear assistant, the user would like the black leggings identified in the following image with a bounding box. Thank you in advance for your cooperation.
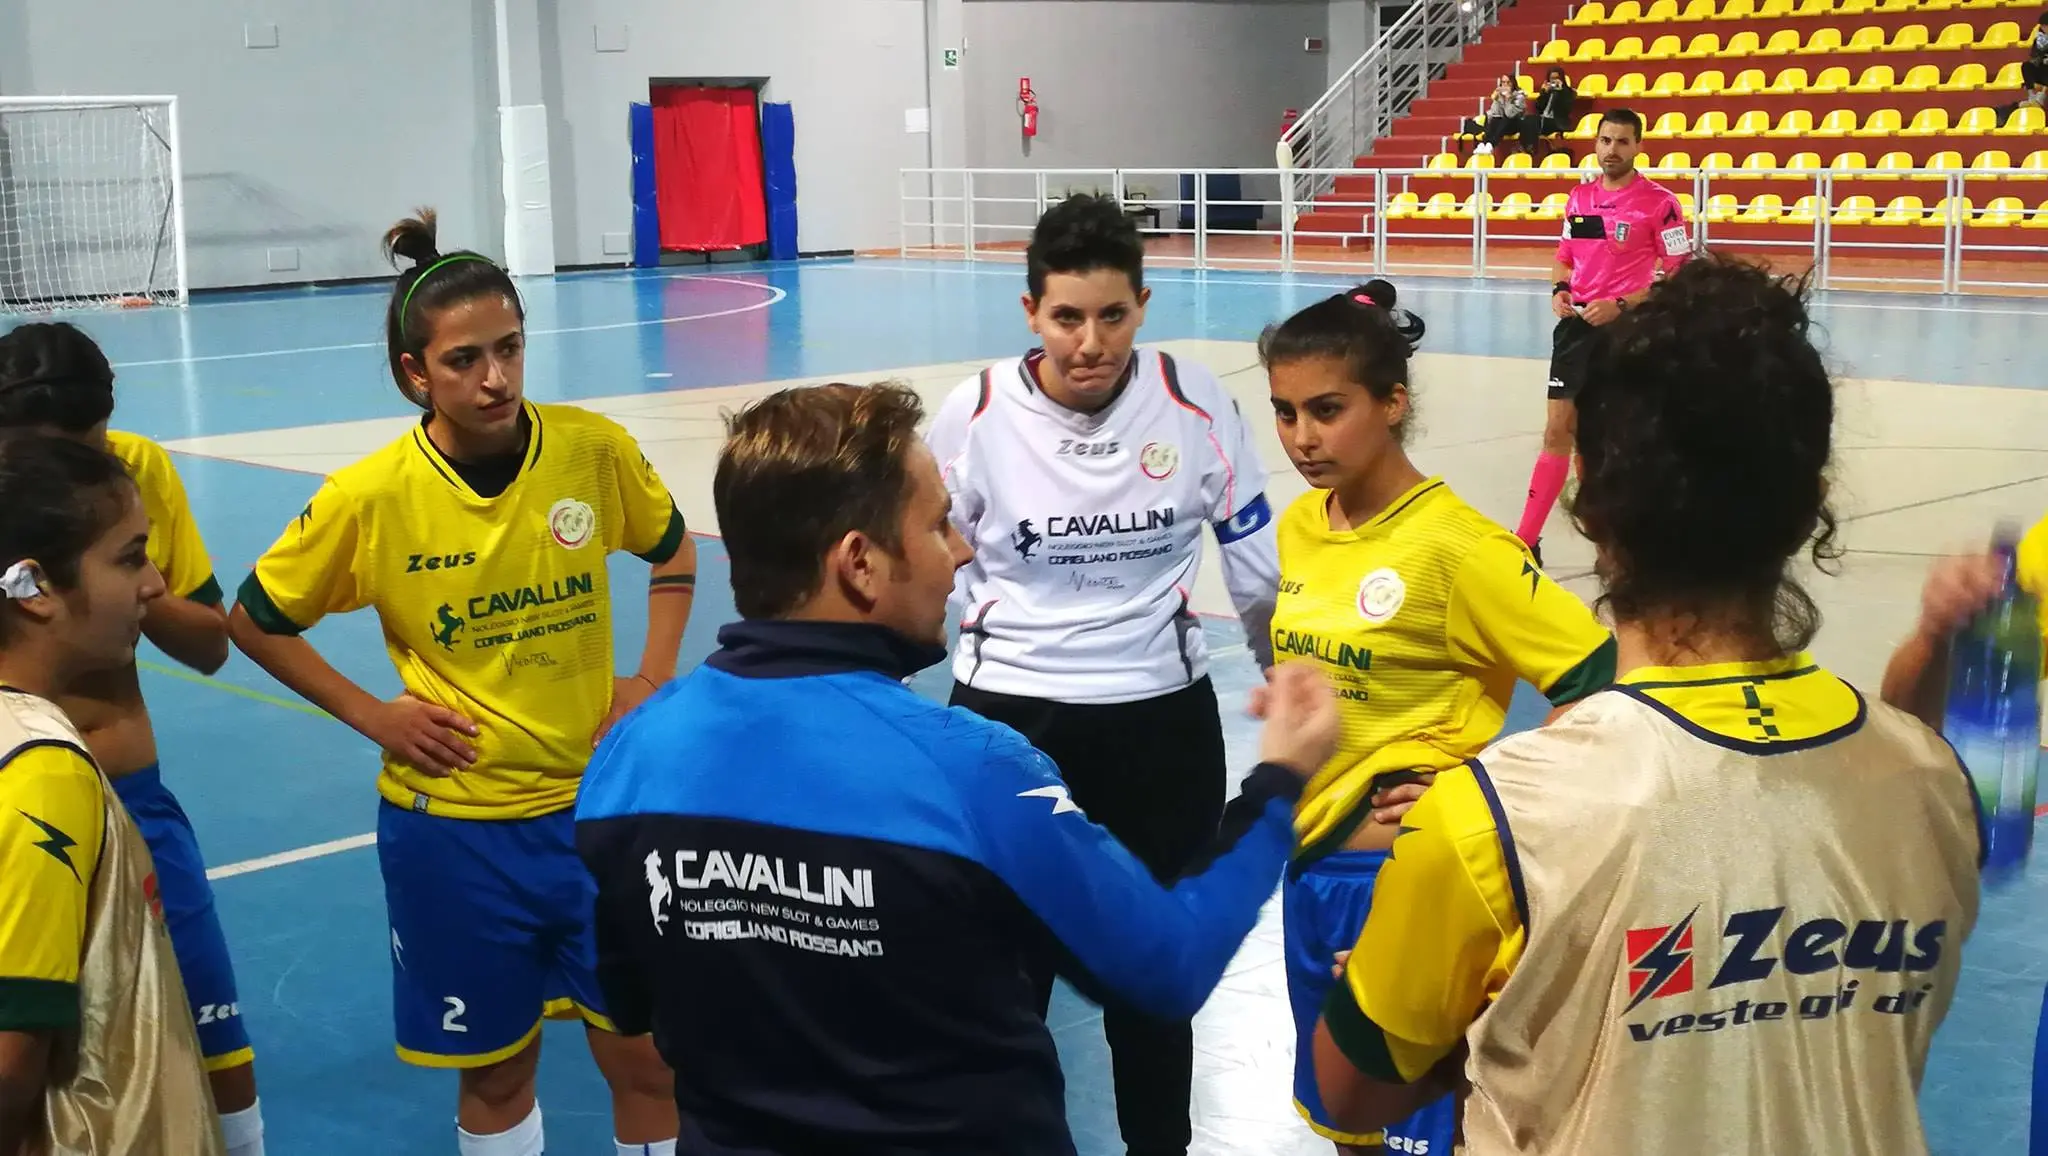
[948,676,1228,1156]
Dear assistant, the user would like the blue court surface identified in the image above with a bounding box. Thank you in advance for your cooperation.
[40,258,2048,1153]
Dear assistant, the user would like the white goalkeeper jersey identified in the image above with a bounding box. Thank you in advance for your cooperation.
[926,348,1279,705]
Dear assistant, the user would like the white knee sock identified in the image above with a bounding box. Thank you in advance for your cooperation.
[457,1100,543,1156]
[615,1141,677,1156]
[219,1099,265,1156]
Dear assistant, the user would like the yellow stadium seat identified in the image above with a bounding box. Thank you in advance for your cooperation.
[1649,70,1687,95]
[1493,191,1537,219]
[1757,0,1793,14]
[1720,0,1757,13]
[1498,152,1535,175]
[1767,67,1810,93]
[1537,40,1572,62]
[1572,38,1609,61]
[1968,148,2013,172]
[1682,33,1723,58]
[1846,25,1888,51]
[1971,196,2025,226]
[1612,72,1649,97]
[1849,64,1896,91]
[1677,0,1718,19]
[1656,150,1696,173]
[1647,35,1685,60]
[1704,193,1742,222]
[1646,110,1695,136]
[1451,193,1489,220]
[1689,110,1735,137]
[1795,0,1832,15]
[1812,66,1853,92]
[1899,107,1951,136]
[1727,109,1772,136]
[1848,108,1899,136]
[1829,150,1872,175]
[1992,62,2024,89]
[1737,193,1787,221]
[1832,195,1878,223]
[1429,152,1461,170]
[1767,109,1818,137]
[1467,152,1497,170]
[1605,0,1644,20]
[1386,192,1423,220]
[1541,151,1577,171]
[1568,2,1608,23]
[1918,196,1972,225]
[1646,0,1682,21]
[1954,106,1998,135]
[1979,21,2022,47]
[1897,64,1942,90]
[1570,112,1604,138]
[1700,150,1738,173]
[1884,24,1932,51]
[1676,192,1699,219]
[1576,74,1612,97]
[1418,193,1460,219]
[2027,200,2048,228]
[1870,149,1915,178]
[1519,74,1538,96]
[1727,67,1769,93]
[1737,151,1780,178]
[1782,195,1825,224]
[1876,0,1916,9]
[1612,35,1648,59]
[1934,22,1975,48]
[1839,0,1875,13]
[1995,105,2048,135]
[1919,150,1966,179]
[1760,29,1801,54]
[1873,194,1925,224]
[1938,62,1989,91]
[1799,28,1845,55]
[1917,0,1957,8]
[1533,192,1572,220]
[1581,152,1605,174]
[1687,70,1727,94]
[1722,32,1764,58]
[1785,151,1825,173]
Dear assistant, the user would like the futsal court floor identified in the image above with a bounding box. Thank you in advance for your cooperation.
[45,257,2048,1153]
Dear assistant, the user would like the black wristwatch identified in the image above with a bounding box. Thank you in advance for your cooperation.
[1553,280,1570,296]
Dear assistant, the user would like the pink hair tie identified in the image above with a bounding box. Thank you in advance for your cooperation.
[1352,293,1378,306]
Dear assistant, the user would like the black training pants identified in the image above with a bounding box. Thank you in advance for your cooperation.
[949,675,1229,1156]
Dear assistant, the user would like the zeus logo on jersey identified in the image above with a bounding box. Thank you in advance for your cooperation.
[1623,905,1949,1042]
[406,552,479,573]
[1056,438,1120,457]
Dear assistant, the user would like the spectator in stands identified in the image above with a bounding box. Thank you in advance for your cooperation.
[1995,81,2046,128]
[1478,76,1528,156]
[1524,68,1576,156]
[2025,11,2048,88]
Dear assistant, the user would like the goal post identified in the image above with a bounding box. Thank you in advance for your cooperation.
[0,95,188,312]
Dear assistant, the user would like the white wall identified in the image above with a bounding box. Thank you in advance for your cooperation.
[1325,0,1374,87]
[0,0,498,291]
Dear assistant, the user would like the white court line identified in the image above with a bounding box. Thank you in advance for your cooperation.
[819,260,2048,318]
[206,831,375,881]
[111,276,788,369]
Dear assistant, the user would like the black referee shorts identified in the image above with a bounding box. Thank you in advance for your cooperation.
[1548,312,1599,401]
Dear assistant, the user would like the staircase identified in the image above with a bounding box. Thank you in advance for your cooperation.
[1289,0,1576,239]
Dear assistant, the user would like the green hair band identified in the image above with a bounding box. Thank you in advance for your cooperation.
[399,254,498,343]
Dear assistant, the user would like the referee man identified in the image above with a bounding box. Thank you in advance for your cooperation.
[1512,108,1692,562]
[574,381,1340,1156]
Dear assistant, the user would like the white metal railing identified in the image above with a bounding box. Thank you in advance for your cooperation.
[896,165,2048,295]
[1279,0,1509,209]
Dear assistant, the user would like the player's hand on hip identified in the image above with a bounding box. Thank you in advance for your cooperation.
[1257,662,1340,778]
[370,693,479,777]
[594,675,658,747]
[1370,773,1436,824]
[1579,298,1622,326]
[1916,552,2007,640]
[1552,290,1577,320]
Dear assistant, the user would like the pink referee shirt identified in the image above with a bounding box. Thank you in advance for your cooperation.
[1556,174,1691,304]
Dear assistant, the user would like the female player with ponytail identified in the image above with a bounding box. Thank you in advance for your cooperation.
[228,210,692,1156]
[1261,280,1614,1155]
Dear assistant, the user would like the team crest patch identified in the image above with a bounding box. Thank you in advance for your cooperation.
[1614,221,1631,244]
[1356,567,1406,625]
[1139,441,1179,480]
[548,498,596,550]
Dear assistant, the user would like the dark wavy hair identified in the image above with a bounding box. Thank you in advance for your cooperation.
[1257,278,1426,444]
[381,207,525,411]
[1570,254,1840,653]
[1025,194,1145,300]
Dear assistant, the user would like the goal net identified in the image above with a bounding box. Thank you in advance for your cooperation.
[0,97,187,312]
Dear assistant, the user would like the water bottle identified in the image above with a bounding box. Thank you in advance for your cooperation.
[1945,524,2044,881]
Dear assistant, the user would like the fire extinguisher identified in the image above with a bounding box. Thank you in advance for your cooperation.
[1018,78,1039,139]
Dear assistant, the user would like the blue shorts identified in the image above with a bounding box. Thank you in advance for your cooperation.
[1284,849,1458,1152]
[111,765,254,1073]
[376,801,612,1068]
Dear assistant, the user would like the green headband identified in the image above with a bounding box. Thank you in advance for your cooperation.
[399,254,497,343]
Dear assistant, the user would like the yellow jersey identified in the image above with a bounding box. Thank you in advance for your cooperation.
[238,403,686,820]
[1273,478,1615,855]
[2021,514,2046,648]
[1326,656,1980,1155]
[0,738,106,1031]
[108,430,221,606]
